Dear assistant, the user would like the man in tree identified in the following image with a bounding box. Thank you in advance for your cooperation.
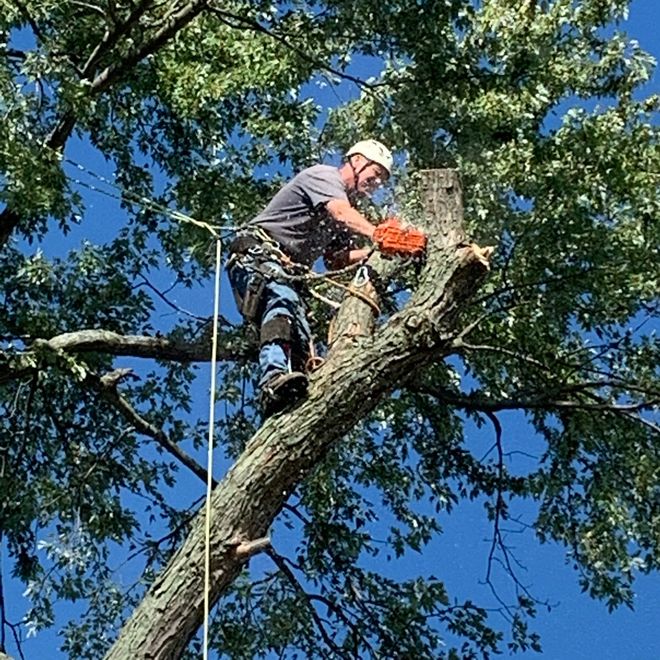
[227,139,426,416]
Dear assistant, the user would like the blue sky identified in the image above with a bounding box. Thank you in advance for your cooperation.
[3,1,659,658]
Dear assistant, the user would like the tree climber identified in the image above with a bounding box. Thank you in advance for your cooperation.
[227,140,426,417]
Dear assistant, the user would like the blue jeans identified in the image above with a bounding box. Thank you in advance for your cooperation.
[227,249,311,388]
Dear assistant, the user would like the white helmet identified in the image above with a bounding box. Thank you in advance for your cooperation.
[346,139,393,176]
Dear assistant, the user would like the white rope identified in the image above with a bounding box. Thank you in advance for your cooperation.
[51,145,236,656]
[203,238,222,659]
[63,157,231,658]
[62,155,238,236]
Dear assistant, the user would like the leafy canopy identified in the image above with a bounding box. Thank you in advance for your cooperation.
[0,0,658,658]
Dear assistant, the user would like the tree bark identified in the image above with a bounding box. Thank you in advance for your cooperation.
[105,169,491,659]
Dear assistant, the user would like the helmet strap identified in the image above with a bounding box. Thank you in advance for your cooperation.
[348,156,372,192]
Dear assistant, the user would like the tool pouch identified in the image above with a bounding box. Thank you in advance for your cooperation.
[228,234,270,323]
[235,271,266,323]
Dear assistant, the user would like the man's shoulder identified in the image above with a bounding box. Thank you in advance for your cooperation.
[293,164,346,200]
[295,163,342,182]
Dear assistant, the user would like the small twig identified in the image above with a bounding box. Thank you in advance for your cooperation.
[481,412,553,618]
[135,274,208,321]
[12,376,38,472]
[451,311,492,345]
[454,341,549,371]
[347,579,396,655]
[471,262,615,307]
[70,0,106,15]
[484,412,505,587]
[122,496,204,566]
[282,502,312,526]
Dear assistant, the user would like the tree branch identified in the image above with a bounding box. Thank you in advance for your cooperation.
[14,1,47,46]
[208,6,387,95]
[81,0,156,76]
[91,369,214,486]
[134,274,213,322]
[232,536,270,559]
[89,0,209,94]
[266,548,351,659]
[483,411,516,620]
[41,326,246,360]
[0,327,254,387]
[482,412,550,620]
[414,384,659,416]
[35,329,222,361]
[4,49,26,62]
[453,340,550,371]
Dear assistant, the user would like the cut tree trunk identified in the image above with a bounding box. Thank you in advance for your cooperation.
[105,169,491,659]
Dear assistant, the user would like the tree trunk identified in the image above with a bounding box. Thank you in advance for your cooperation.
[105,169,490,659]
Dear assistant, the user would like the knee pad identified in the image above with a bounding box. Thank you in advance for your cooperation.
[260,316,292,347]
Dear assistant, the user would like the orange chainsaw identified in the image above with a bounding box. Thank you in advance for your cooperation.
[373,217,427,257]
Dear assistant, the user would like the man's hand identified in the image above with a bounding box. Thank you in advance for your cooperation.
[373,217,427,257]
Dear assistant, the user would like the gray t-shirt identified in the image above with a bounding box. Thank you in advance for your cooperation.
[248,164,352,266]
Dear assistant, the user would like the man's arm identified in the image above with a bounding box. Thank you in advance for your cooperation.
[326,198,376,239]
[324,247,371,270]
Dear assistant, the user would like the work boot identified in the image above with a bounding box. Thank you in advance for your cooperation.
[259,371,308,418]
